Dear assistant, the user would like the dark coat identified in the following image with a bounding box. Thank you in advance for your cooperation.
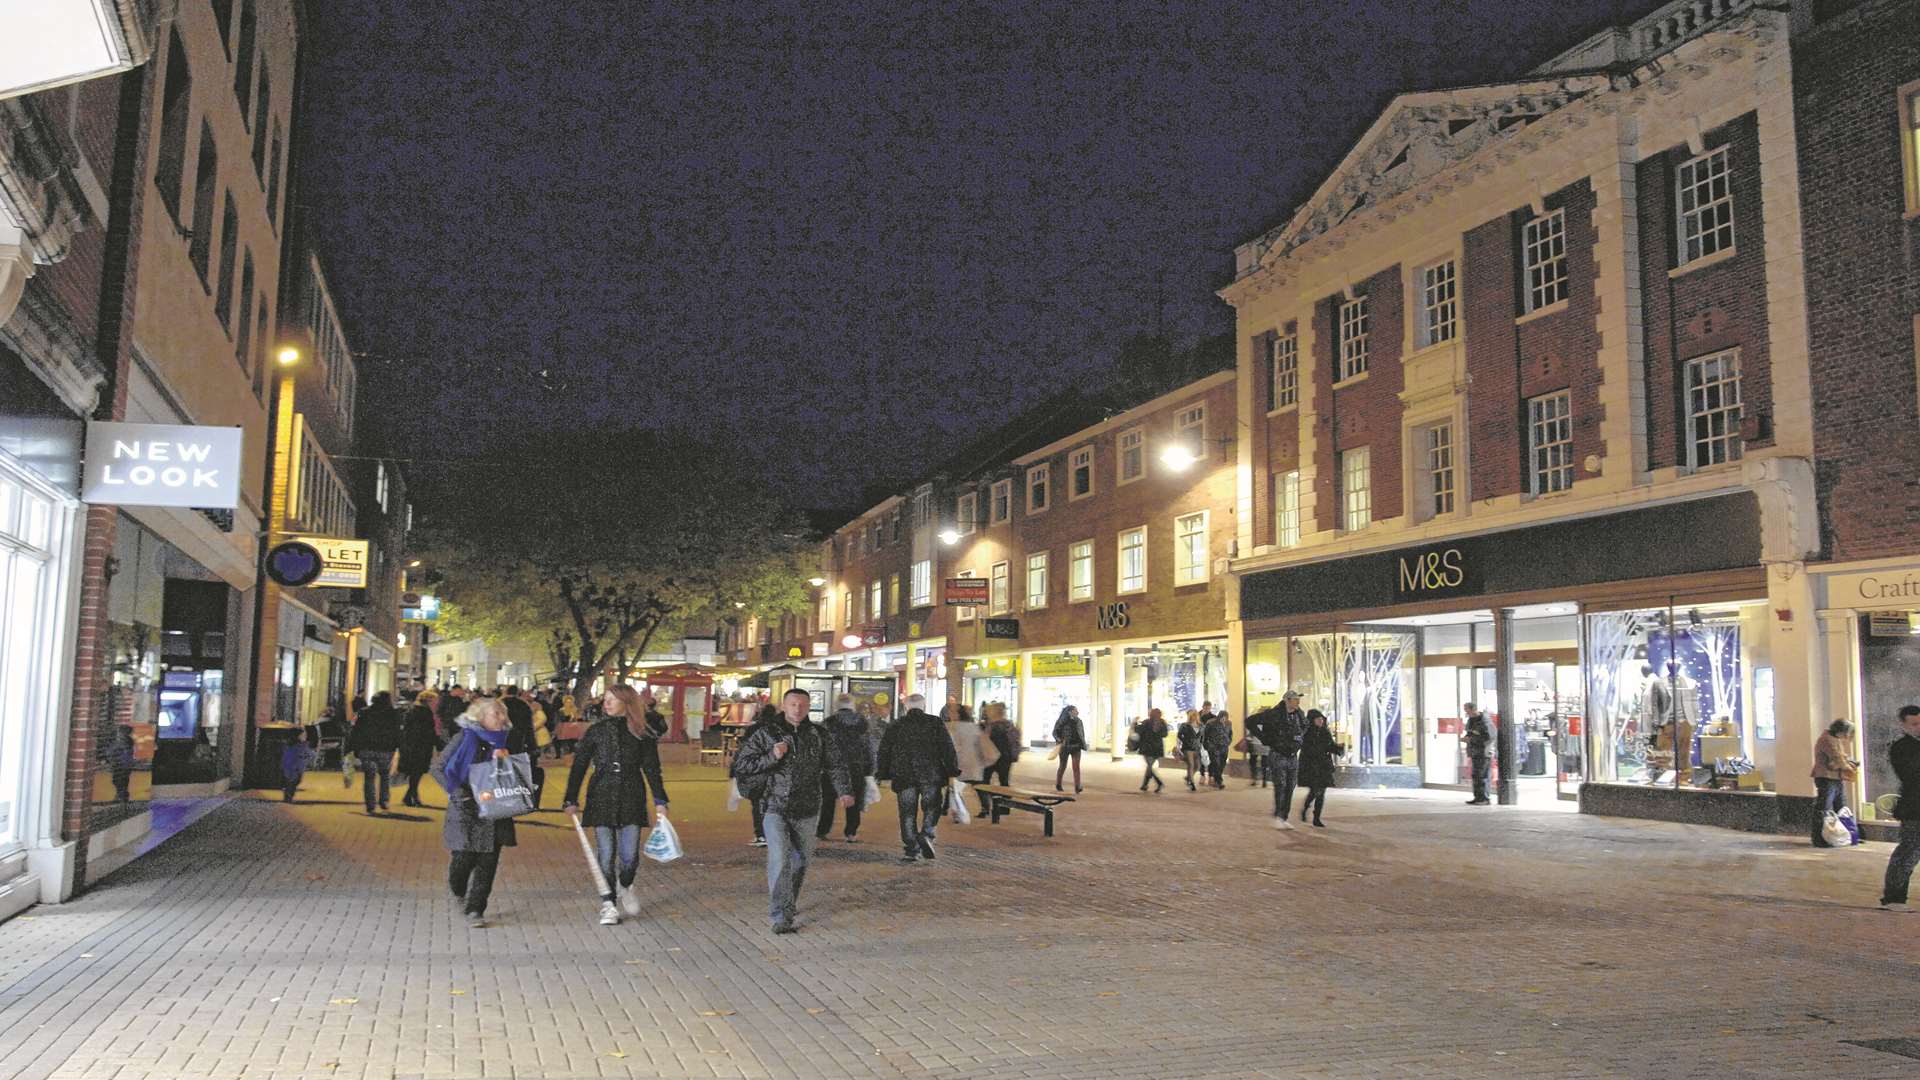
[503,697,535,751]
[875,709,960,792]
[346,703,400,754]
[1464,714,1493,759]
[1251,706,1304,759]
[431,723,529,853]
[985,719,1020,766]
[1176,721,1205,754]
[397,704,442,775]
[1133,718,1169,758]
[434,693,467,738]
[822,710,875,780]
[563,717,669,828]
[1299,724,1340,789]
[732,717,849,819]
[1201,716,1233,758]
[1052,710,1087,752]
[1892,735,1920,820]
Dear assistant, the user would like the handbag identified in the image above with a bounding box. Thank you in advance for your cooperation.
[466,752,537,820]
[644,813,684,863]
[1126,732,1141,754]
[1837,806,1862,846]
[1046,744,1061,761]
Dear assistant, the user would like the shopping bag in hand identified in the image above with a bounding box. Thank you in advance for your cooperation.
[466,752,537,820]
[643,813,684,863]
[341,751,355,788]
[863,775,882,809]
[948,779,972,825]
[726,778,743,813]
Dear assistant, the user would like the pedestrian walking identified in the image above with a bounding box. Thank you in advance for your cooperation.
[1177,710,1206,791]
[1297,710,1339,828]
[1203,709,1233,789]
[732,688,852,934]
[1250,692,1305,828]
[432,696,526,929]
[562,684,670,926]
[1244,715,1268,787]
[876,694,960,864]
[978,703,1019,815]
[106,724,136,803]
[500,686,547,809]
[730,704,783,847]
[1051,705,1086,793]
[397,690,443,807]
[863,700,891,774]
[1811,719,1859,847]
[347,691,401,813]
[943,697,987,799]
[1132,709,1169,792]
[1880,706,1920,911]
[1464,702,1493,805]
[435,686,468,740]
[279,728,310,803]
[817,694,874,843]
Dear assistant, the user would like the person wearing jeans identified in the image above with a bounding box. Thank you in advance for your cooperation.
[817,696,873,843]
[732,688,851,933]
[347,692,401,814]
[1250,693,1305,828]
[563,684,670,927]
[1810,719,1858,847]
[1464,703,1493,806]
[876,695,960,863]
[1879,706,1920,910]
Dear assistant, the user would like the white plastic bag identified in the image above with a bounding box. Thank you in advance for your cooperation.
[644,813,684,863]
[863,775,881,809]
[949,779,973,825]
[726,778,743,812]
[1199,748,1210,769]
[1821,812,1851,848]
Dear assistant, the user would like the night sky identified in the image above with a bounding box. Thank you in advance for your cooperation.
[299,1,1649,511]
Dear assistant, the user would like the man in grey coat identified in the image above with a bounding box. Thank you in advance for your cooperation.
[732,688,852,933]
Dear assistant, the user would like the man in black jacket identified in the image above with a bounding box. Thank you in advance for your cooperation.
[500,687,546,809]
[876,694,960,864]
[1879,705,1920,911]
[1250,691,1305,829]
[817,694,874,843]
[733,688,852,933]
[1463,702,1493,806]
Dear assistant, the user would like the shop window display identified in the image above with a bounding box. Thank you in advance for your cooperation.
[1585,603,1767,788]
[1271,631,1414,768]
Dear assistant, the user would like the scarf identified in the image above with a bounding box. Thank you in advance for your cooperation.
[444,721,509,791]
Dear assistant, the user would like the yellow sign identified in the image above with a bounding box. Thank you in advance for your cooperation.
[1029,653,1088,678]
[291,536,369,588]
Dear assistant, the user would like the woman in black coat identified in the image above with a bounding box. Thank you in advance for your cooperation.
[1132,708,1169,793]
[562,684,669,927]
[1297,709,1339,828]
[1051,705,1086,794]
[397,690,444,807]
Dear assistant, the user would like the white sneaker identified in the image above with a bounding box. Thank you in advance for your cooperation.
[1273,817,1294,830]
[618,885,642,918]
[599,901,620,926]
[1881,902,1912,912]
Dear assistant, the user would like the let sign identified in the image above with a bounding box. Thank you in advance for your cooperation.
[81,422,243,510]
[945,578,990,606]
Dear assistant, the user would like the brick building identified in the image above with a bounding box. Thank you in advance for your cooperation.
[1221,0,1822,813]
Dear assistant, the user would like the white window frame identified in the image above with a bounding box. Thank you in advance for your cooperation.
[1069,539,1094,602]
[1274,470,1301,549]
[1117,427,1145,485]
[989,561,1010,615]
[957,491,978,536]
[1522,210,1568,313]
[1025,551,1049,610]
[1339,295,1370,380]
[1340,448,1371,533]
[911,559,932,607]
[1174,510,1209,587]
[1528,391,1574,496]
[1176,403,1207,460]
[1069,446,1095,500]
[1685,349,1743,469]
[989,479,1012,524]
[1414,421,1456,521]
[1117,526,1147,595]
[1268,333,1298,411]
[1026,463,1050,515]
[869,579,882,621]
[1676,145,1734,266]
[955,569,977,623]
[1416,259,1457,347]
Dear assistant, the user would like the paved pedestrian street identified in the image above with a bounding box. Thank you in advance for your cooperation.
[3,758,1918,1080]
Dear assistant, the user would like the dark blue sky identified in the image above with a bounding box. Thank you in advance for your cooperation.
[300,1,1648,508]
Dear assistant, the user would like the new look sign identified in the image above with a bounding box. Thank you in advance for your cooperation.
[81,422,244,509]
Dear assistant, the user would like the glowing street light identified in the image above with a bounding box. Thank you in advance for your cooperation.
[276,346,300,367]
[938,528,961,545]
[807,576,827,588]
[1160,444,1198,472]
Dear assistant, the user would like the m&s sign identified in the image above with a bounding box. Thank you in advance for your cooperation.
[1394,545,1475,601]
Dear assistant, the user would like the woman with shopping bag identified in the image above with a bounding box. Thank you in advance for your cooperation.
[431,696,528,929]
[1810,719,1860,848]
[563,684,670,927]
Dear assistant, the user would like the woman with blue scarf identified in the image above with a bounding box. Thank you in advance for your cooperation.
[432,697,524,928]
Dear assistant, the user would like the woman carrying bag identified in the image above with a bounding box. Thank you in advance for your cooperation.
[1051,705,1086,794]
[432,697,526,929]
[563,684,670,926]
[1297,709,1339,828]
[1811,719,1860,847]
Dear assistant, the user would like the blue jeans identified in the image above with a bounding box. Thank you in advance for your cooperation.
[762,812,817,926]
[896,786,942,856]
[593,824,641,900]
[359,751,393,810]
[1882,818,1920,905]
[1269,755,1298,817]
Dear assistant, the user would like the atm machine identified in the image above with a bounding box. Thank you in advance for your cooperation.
[157,670,204,740]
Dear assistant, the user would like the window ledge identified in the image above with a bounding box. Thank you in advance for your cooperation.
[1403,338,1458,364]
[1266,403,1299,418]
[1333,371,1371,391]
[1523,487,1577,503]
[1117,587,1147,597]
[1515,300,1569,326]
[1669,246,1738,279]
[1069,595,1094,605]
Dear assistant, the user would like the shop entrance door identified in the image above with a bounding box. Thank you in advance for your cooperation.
[1466,662,1580,803]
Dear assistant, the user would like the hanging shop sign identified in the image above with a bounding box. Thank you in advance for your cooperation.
[1030,653,1088,678]
[945,578,990,606]
[265,540,325,587]
[787,647,804,658]
[983,618,1020,640]
[292,535,369,588]
[402,594,441,622]
[81,421,244,509]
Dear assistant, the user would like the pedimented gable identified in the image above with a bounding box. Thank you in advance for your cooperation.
[1239,77,1608,274]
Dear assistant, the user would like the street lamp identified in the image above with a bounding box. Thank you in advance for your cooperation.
[1160,444,1198,472]
[241,344,300,786]
[938,528,960,545]
[807,576,826,588]
[408,559,422,569]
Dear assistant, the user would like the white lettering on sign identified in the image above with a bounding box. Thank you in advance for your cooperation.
[83,422,244,509]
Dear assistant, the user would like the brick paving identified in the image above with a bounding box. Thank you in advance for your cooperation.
[2,755,1918,1079]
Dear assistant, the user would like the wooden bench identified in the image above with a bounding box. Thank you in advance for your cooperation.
[973,785,1074,837]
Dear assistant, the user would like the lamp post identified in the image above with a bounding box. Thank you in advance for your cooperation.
[241,345,300,787]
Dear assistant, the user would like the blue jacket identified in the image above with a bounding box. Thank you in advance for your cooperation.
[280,742,310,778]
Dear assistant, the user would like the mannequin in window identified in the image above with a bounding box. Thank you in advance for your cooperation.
[1651,662,1700,785]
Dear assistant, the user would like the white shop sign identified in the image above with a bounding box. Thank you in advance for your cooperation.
[1825,567,1920,611]
[80,422,244,509]
[292,535,369,588]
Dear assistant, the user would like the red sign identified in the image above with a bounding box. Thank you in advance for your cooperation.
[945,578,990,606]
